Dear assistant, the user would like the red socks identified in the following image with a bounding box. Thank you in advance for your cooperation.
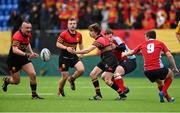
[113,77,126,92]
[162,77,172,93]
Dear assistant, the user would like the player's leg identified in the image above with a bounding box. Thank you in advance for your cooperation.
[101,72,123,99]
[113,65,126,92]
[2,71,20,92]
[155,79,172,102]
[155,79,165,102]
[58,55,69,96]
[114,59,136,93]
[22,62,44,99]
[2,59,21,92]
[89,66,103,100]
[68,61,84,90]
[161,68,174,102]
[58,71,68,96]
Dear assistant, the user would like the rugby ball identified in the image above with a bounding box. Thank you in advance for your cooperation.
[40,48,51,62]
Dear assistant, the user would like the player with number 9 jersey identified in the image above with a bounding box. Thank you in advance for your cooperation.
[123,30,179,103]
[133,39,169,71]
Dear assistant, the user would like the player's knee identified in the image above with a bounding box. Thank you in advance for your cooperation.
[89,72,96,79]
[167,69,174,79]
[30,75,36,82]
[62,73,68,79]
[29,71,36,77]
[114,73,122,79]
[104,79,112,86]
[77,68,85,75]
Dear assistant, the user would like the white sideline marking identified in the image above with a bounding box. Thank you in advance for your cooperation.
[2,112,180,113]
[16,86,180,89]
[0,93,54,96]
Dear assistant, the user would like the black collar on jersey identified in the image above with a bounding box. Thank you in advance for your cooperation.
[19,29,28,38]
[95,34,103,40]
[68,29,77,37]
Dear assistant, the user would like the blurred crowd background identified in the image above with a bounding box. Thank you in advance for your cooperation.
[0,0,179,32]
[0,0,180,76]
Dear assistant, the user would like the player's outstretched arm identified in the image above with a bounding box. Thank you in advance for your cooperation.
[27,44,39,58]
[122,50,134,57]
[166,52,179,74]
[75,45,96,54]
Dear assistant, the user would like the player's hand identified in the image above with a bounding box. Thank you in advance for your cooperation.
[67,47,75,54]
[121,52,126,57]
[172,68,180,75]
[29,52,39,59]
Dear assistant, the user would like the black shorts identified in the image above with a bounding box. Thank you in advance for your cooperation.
[7,54,31,73]
[59,54,80,71]
[97,51,118,73]
[144,68,169,83]
[119,58,136,75]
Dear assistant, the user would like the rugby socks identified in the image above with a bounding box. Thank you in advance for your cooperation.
[114,78,126,92]
[110,83,122,95]
[30,84,37,95]
[162,77,172,93]
[69,76,75,82]
[92,78,101,96]
[162,77,173,101]
[158,85,171,101]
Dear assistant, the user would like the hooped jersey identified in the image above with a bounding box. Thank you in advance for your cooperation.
[57,30,82,57]
[57,30,82,49]
[10,30,32,53]
[133,39,169,71]
[92,34,111,51]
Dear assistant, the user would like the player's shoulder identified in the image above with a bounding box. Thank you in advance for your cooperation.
[12,31,22,40]
[154,39,164,44]
[76,31,82,37]
[60,30,68,35]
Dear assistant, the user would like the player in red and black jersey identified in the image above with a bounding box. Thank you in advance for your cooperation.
[71,23,122,100]
[123,30,179,103]
[104,29,137,100]
[2,21,43,99]
[56,18,84,96]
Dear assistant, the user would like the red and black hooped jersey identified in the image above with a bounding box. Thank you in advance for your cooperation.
[11,30,32,52]
[92,35,111,51]
[57,30,82,50]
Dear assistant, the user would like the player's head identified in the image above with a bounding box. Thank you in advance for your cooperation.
[145,30,156,39]
[104,28,113,39]
[21,21,32,36]
[88,23,101,39]
[67,17,77,31]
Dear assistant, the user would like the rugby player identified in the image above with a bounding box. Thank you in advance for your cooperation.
[56,18,84,96]
[2,21,43,99]
[122,30,179,102]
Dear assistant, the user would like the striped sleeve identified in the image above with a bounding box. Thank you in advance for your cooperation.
[12,40,20,47]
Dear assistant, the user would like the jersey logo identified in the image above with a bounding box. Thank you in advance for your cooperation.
[76,37,80,42]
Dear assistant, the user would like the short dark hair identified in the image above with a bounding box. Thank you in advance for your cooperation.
[145,30,156,39]
[68,17,77,22]
[88,23,101,35]
[104,28,113,35]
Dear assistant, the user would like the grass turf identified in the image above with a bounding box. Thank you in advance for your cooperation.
[0,76,180,112]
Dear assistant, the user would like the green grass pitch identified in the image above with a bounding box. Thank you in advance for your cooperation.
[0,76,180,112]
